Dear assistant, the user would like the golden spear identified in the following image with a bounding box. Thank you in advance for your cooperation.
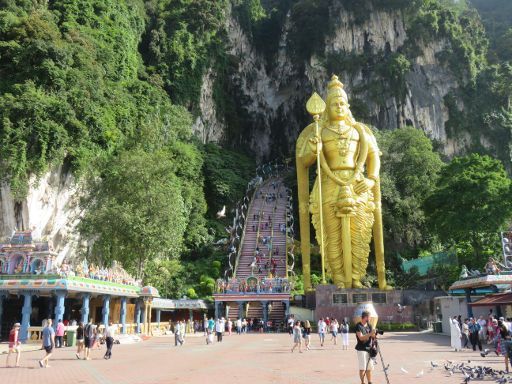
[306,92,327,284]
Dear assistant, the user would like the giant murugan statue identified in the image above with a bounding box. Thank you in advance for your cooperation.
[296,75,390,290]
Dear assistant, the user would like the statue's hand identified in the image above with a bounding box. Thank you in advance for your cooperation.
[354,178,375,194]
[308,136,322,155]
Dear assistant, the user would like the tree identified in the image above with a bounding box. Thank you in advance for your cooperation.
[377,127,444,253]
[424,154,512,262]
[143,258,184,298]
[79,148,188,278]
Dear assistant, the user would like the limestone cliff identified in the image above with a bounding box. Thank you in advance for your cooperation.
[202,3,472,159]
[0,166,82,263]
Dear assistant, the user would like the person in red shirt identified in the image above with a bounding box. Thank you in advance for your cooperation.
[6,322,21,367]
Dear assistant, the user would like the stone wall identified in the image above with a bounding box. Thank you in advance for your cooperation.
[314,284,444,326]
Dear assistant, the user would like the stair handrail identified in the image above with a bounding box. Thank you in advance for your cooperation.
[285,187,296,277]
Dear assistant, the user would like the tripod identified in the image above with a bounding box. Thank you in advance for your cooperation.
[361,339,391,384]
[376,340,391,384]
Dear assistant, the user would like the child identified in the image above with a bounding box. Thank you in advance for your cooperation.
[6,323,21,367]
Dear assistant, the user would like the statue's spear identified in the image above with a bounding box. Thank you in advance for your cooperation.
[306,92,327,284]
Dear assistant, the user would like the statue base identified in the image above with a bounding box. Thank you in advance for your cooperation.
[312,284,435,325]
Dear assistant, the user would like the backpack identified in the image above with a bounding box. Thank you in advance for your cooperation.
[341,324,349,334]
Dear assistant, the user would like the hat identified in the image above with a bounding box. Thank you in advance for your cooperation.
[14,323,20,327]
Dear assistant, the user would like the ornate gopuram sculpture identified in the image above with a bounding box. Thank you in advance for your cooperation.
[296,75,390,290]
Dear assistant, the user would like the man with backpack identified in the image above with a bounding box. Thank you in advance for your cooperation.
[84,319,96,360]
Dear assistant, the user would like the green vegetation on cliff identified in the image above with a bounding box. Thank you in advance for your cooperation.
[0,0,251,298]
[1,0,511,294]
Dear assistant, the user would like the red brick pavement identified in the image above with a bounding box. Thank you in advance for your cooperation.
[0,332,509,384]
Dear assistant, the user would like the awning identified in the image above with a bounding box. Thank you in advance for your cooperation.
[469,293,512,307]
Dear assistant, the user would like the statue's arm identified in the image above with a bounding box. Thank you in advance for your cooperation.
[296,124,316,168]
[363,125,380,181]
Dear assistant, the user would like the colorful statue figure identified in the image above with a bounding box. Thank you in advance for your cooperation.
[14,257,24,273]
[460,265,469,279]
[296,75,390,290]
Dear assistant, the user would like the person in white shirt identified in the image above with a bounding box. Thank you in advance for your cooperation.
[477,316,487,342]
[318,318,327,347]
[174,320,184,346]
[103,322,117,359]
[215,318,225,342]
[287,316,294,336]
[236,318,242,335]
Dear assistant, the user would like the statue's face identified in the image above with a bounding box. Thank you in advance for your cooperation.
[328,96,349,121]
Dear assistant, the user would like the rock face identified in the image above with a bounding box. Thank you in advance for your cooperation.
[0,166,82,264]
[191,67,225,144]
[203,6,464,159]
[0,5,467,249]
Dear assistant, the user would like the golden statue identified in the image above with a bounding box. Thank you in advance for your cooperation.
[296,75,390,290]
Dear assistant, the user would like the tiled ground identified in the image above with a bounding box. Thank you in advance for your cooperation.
[1,331,509,383]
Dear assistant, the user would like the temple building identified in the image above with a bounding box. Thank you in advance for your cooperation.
[0,231,159,341]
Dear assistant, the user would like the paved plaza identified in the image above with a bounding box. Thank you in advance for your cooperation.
[1,331,509,384]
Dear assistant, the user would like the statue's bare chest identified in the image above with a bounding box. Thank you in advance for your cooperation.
[322,126,359,169]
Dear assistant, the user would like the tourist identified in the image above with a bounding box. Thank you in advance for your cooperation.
[6,322,21,367]
[94,323,102,350]
[39,318,55,368]
[75,322,85,360]
[303,320,312,350]
[318,317,327,347]
[227,318,232,336]
[477,315,487,342]
[341,319,350,350]
[291,320,303,353]
[287,316,294,335]
[84,319,95,360]
[174,320,184,346]
[104,322,116,359]
[203,317,208,336]
[469,318,482,351]
[462,318,470,349]
[495,319,508,356]
[355,311,376,384]
[488,316,496,344]
[215,318,224,342]
[492,318,500,350]
[242,318,247,333]
[330,318,339,345]
[450,316,462,352]
[236,318,242,335]
[55,319,65,348]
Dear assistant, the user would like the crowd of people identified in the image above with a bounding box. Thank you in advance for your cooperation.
[287,315,350,353]
[5,318,118,368]
[169,316,273,345]
[215,277,292,294]
[450,311,512,372]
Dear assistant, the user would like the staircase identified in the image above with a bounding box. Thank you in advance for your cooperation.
[214,177,291,331]
[235,178,288,279]
[268,301,286,325]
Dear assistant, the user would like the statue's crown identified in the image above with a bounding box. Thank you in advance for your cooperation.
[327,75,348,104]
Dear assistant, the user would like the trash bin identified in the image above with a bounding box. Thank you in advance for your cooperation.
[66,330,76,347]
[433,321,443,333]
